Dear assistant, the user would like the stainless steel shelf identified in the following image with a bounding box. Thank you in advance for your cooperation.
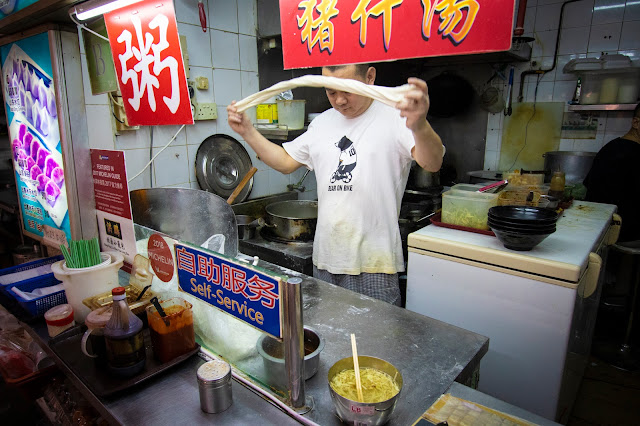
[256,126,307,142]
[568,104,637,111]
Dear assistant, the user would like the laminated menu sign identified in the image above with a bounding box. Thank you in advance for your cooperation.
[279,0,515,69]
[175,244,283,339]
[90,149,136,269]
[104,0,193,126]
[0,32,71,242]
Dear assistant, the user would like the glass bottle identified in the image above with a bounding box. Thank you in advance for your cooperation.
[104,287,146,376]
[549,171,566,199]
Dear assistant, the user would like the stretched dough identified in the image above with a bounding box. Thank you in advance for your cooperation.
[233,75,412,112]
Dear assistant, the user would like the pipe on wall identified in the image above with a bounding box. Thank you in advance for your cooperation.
[513,0,528,36]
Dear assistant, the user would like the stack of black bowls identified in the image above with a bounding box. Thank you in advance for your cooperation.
[488,206,559,251]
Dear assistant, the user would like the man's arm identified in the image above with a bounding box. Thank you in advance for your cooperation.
[227,102,303,174]
[396,77,444,172]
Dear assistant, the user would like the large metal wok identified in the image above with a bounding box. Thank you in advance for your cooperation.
[264,200,318,242]
[130,188,238,257]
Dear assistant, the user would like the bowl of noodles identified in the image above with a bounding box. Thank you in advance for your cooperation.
[328,356,403,425]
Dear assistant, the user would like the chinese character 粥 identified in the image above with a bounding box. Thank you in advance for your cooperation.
[351,0,403,51]
[297,0,340,54]
[421,0,480,44]
[116,14,181,113]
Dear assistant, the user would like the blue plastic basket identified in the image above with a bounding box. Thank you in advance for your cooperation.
[6,274,67,318]
[0,255,63,296]
[0,255,66,318]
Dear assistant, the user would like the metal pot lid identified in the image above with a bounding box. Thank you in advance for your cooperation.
[195,134,253,203]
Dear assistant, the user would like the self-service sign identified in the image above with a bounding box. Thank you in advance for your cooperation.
[279,0,515,69]
[104,0,193,126]
[175,244,283,338]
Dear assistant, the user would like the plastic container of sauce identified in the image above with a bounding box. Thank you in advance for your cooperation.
[146,297,195,363]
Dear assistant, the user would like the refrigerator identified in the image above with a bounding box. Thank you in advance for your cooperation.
[1,25,96,246]
[406,201,619,423]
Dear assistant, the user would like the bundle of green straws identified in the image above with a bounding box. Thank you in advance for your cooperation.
[60,237,102,268]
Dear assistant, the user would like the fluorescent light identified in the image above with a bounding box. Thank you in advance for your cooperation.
[74,0,144,20]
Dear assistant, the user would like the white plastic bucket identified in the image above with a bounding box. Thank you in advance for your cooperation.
[52,251,124,323]
[277,100,306,130]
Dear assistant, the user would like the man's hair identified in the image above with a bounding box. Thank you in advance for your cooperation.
[323,63,371,78]
[635,103,640,119]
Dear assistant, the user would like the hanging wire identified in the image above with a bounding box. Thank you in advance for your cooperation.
[508,74,541,171]
[128,125,186,183]
[149,126,154,187]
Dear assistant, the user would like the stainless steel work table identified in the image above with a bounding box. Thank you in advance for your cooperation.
[24,259,489,425]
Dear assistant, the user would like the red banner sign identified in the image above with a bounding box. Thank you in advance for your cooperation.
[104,0,193,126]
[280,0,515,69]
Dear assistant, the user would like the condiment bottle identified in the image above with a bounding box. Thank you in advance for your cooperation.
[549,171,566,199]
[104,287,146,376]
[197,359,233,413]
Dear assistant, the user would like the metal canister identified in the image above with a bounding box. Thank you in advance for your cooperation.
[197,359,233,413]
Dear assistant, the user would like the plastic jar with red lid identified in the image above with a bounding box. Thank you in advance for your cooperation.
[44,304,75,337]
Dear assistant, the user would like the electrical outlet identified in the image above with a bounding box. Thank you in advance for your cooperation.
[194,102,217,120]
[195,76,209,90]
[110,93,139,132]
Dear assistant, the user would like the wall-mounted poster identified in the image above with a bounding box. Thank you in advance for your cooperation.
[0,0,39,20]
[1,32,71,242]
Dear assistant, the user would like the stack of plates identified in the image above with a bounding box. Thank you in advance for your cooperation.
[488,206,559,251]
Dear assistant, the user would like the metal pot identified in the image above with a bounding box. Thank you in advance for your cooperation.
[411,161,440,189]
[542,151,596,184]
[130,188,238,257]
[264,200,318,241]
[235,215,259,240]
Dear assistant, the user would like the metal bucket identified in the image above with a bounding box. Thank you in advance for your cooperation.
[264,200,317,241]
[256,326,324,389]
[130,188,238,257]
[543,151,596,184]
[328,356,403,425]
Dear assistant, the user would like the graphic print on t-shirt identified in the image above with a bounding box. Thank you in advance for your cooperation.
[329,136,357,189]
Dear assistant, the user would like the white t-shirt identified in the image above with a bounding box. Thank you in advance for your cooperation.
[283,101,415,275]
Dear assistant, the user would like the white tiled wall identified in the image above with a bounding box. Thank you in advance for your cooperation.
[484,0,640,170]
[78,0,315,200]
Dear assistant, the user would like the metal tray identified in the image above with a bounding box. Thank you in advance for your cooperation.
[49,325,200,398]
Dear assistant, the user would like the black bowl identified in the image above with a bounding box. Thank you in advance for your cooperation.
[491,227,554,251]
[487,214,557,228]
[489,206,559,225]
[488,219,556,234]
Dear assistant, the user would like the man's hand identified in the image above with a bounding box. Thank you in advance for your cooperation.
[399,77,443,172]
[396,77,430,133]
[227,101,254,137]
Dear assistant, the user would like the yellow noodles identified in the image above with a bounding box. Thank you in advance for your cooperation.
[330,367,399,403]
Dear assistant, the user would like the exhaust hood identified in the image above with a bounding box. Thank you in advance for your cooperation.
[421,37,532,66]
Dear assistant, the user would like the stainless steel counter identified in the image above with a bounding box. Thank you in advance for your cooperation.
[21,259,488,425]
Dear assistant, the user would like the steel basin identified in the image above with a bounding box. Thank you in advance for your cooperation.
[264,200,318,241]
[257,326,324,389]
[328,356,403,425]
